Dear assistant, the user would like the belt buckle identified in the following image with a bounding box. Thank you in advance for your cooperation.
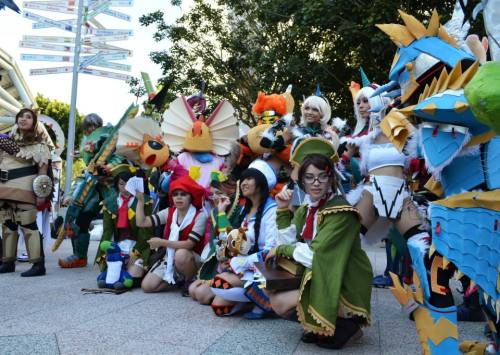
[0,170,8,183]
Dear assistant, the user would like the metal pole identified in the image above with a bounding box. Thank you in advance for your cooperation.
[63,0,85,196]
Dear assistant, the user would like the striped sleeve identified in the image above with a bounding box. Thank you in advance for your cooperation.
[188,212,208,243]
[149,208,169,227]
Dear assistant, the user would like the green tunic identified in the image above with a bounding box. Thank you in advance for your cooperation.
[276,196,373,336]
[95,191,153,272]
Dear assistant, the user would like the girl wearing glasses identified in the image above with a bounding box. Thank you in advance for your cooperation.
[135,175,207,294]
[267,138,372,350]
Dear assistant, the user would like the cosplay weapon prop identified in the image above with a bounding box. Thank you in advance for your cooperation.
[52,104,137,252]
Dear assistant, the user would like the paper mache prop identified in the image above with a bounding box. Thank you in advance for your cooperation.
[250,86,295,153]
[161,95,238,189]
[374,6,500,354]
[161,96,238,156]
[97,241,133,290]
[116,116,169,168]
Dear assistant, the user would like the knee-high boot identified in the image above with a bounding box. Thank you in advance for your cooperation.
[0,221,19,273]
[19,224,45,277]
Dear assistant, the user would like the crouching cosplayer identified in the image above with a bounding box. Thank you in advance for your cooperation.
[135,175,207,294]
[268,138,372,350]
[0,108,53,277]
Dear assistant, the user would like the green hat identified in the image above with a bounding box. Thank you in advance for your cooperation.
[210,170,228,187]
[290,137,338,166]
[110,164,138,178]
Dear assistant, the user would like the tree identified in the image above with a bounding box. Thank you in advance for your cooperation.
[139,0,476,127]
[35,93,84,159]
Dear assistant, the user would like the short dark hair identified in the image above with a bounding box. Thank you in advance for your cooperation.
[297,154,336,190]
[114,171,134,190]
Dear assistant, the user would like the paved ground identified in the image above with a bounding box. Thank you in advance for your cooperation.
[0,240,487,355]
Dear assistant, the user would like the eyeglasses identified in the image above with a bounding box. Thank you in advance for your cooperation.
[172,191,189,197]
[303,173,330,185]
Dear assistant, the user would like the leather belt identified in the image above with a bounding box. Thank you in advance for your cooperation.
[0,165,38,183]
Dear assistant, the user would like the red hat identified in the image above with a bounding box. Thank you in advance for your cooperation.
[169,175,205,209]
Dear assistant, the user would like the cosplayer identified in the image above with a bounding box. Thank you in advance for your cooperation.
[189,171,241,305]
[0,108,53,276]
[190,160,278,318]
[135,175,207,294]
[161,94,239,191]
[372,8,500,353]
[95,169,154,285]
[268,138,372,349]
[56,106,137,268]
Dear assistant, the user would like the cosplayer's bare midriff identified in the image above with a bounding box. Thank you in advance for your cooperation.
[351,131,421,236]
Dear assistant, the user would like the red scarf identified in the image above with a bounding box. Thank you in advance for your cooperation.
[302,196,329,241]
[117,195,131,228]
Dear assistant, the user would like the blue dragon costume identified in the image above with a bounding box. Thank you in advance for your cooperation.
[374,7,500,355]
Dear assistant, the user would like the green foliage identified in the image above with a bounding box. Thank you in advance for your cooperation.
[138,0,484,127]
[35,93,84,159]
[127,76,147,104]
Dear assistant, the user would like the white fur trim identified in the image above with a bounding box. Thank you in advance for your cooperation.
[418,125,472,180]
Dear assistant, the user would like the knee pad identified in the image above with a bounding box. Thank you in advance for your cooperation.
[13,209,37,226]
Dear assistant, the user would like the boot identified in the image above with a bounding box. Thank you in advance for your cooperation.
[316,318,362,349]
[0,261,15,273]
[21,261,46,277]
[58,254,87,268]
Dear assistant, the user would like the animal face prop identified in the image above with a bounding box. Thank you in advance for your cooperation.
[227,228,251,256]
[116,116,169,168]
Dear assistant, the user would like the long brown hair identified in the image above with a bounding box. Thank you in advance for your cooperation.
[15,108,39,143]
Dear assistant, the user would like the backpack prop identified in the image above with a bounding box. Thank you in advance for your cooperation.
[97,241,133,290]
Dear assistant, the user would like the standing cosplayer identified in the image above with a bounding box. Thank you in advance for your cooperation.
[56,106,137,268]
[0,108,53,276]
[373,7,500,354]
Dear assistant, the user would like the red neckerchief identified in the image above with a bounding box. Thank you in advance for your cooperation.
[117,195,131,228]
[302,195,329,240]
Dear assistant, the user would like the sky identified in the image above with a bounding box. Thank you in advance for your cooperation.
[0,0,191,124]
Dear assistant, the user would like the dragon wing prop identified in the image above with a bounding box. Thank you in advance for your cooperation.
[161,96,197,153]
[205,100,238,155]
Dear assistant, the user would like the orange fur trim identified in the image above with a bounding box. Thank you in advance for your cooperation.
[252,91,287,116]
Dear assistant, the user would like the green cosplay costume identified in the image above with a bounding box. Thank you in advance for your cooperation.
[276,196,372,336]
[276,137,372,336]
[55,105,137,268]
[95,188,153,272]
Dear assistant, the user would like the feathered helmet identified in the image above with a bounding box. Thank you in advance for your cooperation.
[162,96,238,155]
[116,116,170,168]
